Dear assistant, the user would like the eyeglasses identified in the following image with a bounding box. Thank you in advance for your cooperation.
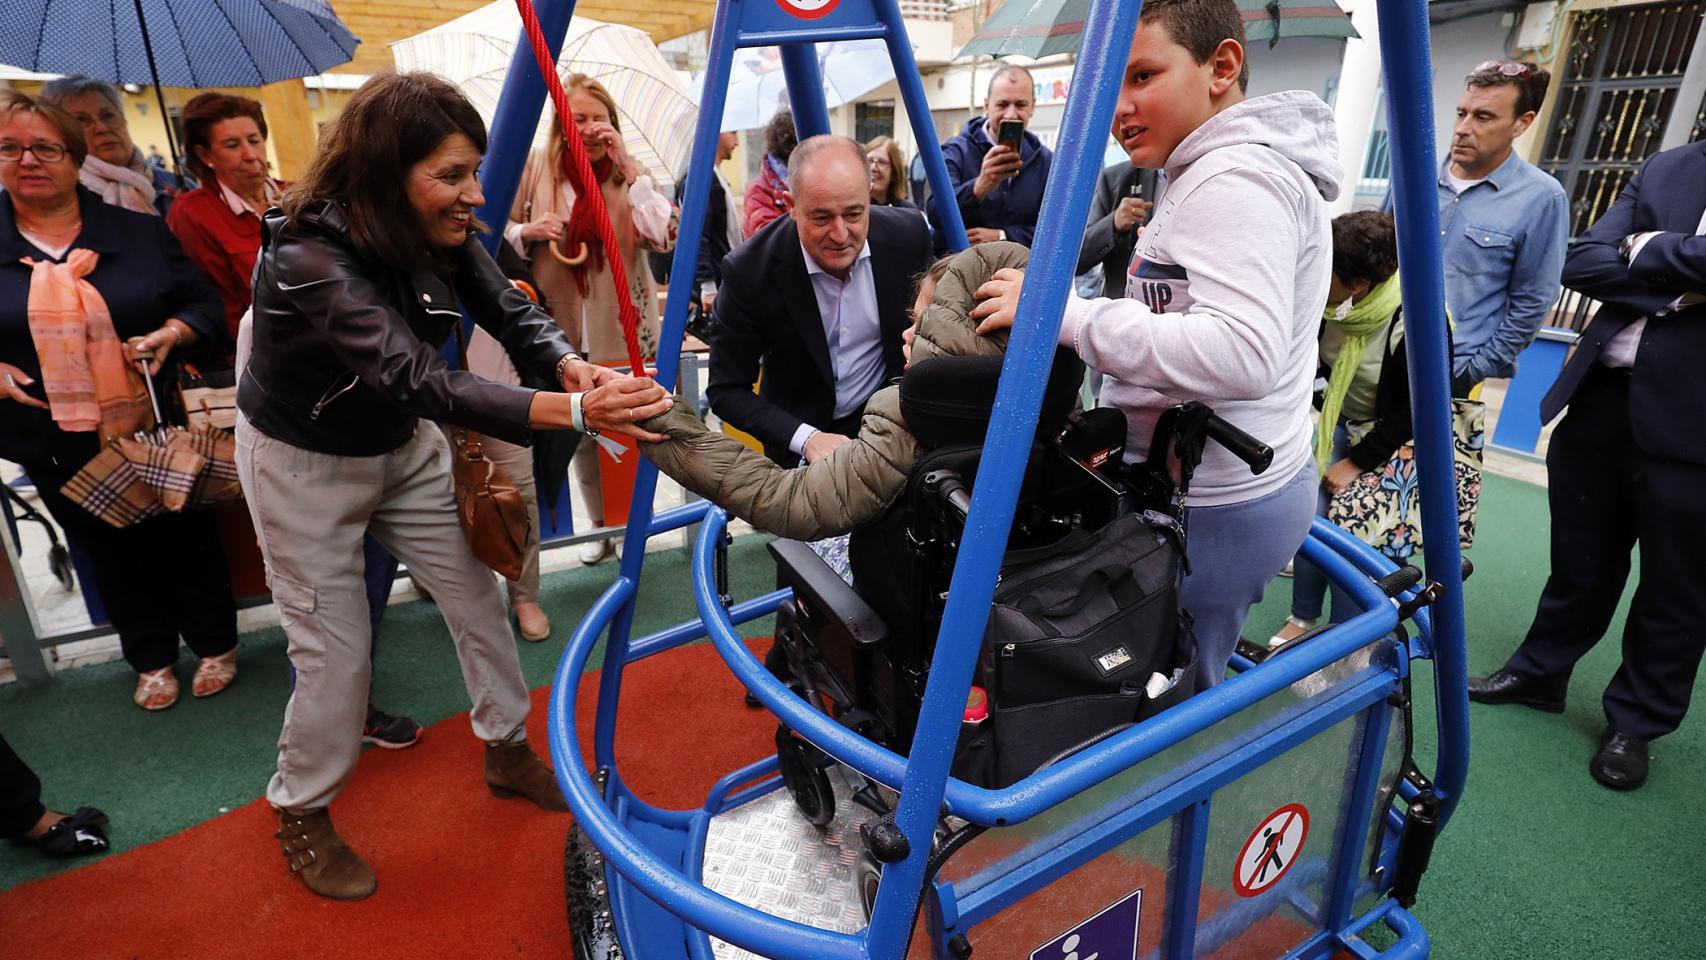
[1474,60,1532,78]
[0,142,69,163]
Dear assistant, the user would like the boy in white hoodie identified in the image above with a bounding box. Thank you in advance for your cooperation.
[972,0,1342,688]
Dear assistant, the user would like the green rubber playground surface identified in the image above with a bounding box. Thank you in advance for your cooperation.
[3,473,1701,958]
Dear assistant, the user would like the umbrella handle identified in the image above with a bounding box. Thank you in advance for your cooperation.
[550,238,590,266]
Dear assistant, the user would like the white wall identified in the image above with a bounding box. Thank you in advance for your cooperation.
[1245,37,1348,102]
[1427,12,1520,157]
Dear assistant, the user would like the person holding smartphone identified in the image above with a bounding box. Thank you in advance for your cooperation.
[934,63,1053,251]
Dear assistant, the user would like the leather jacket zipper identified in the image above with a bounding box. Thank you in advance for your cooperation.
[309,374,360,420]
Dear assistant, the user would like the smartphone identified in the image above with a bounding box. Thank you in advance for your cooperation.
[997,119,1024,151]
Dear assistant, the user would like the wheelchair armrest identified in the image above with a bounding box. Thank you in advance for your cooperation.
[767,539,889,649]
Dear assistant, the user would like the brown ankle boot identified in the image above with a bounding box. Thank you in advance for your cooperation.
[483,741,569,812]
[275,808,377,900]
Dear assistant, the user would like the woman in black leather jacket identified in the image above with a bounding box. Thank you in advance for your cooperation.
[237,73,671,901]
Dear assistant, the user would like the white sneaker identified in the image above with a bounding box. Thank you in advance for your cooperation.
[578,539,614,565]
[1268,616,1318,649]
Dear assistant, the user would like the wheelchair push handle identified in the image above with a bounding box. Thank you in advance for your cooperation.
[1202,413,1273,475]
[923,469,972,524]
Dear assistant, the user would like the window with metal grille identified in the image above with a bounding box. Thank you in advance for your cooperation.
[1538,0,1704,331]
[1540,0,1704,238]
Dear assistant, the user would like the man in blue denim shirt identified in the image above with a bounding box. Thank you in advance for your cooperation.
[1438,60,1568,392]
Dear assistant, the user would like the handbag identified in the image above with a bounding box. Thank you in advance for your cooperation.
[447,320,531,581]
[178,363,238,432]
[1324,398,1485,562]
[61,363,243,528]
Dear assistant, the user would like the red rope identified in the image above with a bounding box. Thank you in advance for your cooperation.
[512,0,649,376]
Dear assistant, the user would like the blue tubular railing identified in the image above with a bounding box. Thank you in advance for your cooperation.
[692,509,1399,826]
[547,577,865,960]
[1372,0,1471,826]
[474,0,576,253]
[857,0,1147,952]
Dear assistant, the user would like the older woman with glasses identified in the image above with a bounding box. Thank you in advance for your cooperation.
[0,90,235,711]
[39,76,182,216]
[863,136,916,211]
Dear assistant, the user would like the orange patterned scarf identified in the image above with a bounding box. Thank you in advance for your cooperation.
[23,250,154,441]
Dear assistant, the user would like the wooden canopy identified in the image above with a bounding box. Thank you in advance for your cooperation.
[331,1,720,77]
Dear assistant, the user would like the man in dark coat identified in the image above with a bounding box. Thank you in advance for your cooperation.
[707,135,933,468]
[1468,140,1706,791]
[1076,162,1162,298]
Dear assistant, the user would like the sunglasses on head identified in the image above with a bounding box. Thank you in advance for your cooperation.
[1475,60,1532,78]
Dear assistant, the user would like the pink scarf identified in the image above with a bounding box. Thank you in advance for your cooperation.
[23,249,153,439]
[79,154,159,216]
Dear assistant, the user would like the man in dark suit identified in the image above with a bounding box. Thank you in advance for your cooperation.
[707,134,934,467]
[1468,140,1706,791]
[1076,162,1161,298]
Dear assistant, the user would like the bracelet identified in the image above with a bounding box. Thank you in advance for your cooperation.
[569,391,598,435]
[555,353,576,387]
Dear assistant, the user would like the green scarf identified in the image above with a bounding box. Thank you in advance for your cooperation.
[1317,273,1403,474]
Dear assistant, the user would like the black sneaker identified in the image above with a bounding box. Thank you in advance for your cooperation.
[362,706,422,750]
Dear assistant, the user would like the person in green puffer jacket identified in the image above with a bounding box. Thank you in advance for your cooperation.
[639,242,1031,541]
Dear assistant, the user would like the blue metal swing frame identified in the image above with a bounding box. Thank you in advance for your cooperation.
[472,1,1470,958]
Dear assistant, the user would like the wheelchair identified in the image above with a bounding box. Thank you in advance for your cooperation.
[761,387,1276,914]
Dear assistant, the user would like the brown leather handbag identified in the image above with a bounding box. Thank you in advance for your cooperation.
[448,322,531,581]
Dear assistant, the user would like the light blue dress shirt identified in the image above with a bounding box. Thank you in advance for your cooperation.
[788,239,882,456]
[1436,151,1569,384]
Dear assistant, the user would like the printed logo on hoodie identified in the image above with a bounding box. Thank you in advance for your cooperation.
[1125,255,1194,315]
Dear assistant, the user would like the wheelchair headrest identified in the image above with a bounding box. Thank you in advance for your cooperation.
[899,350,1084,451]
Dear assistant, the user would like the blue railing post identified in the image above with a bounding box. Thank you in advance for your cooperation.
[474,0,580,256]
[860,2,1146,957]
[1372,0,1471,824]
[872,0,967,250]
[780,44,833,138]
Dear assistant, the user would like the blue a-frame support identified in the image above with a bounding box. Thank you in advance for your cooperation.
[476,1,1471,958]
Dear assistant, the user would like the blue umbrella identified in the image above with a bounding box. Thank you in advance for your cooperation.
[0,0,359,188]
[0,0,359,88]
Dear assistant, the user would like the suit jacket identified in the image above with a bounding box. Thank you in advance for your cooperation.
[1543,141,1706,465]
[1076,163,1163,299]
[707,205,934,465]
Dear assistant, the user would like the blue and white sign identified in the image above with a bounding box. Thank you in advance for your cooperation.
[1030,889,1142,960]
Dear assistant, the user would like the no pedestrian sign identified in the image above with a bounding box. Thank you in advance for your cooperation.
[774,0,840,18]
[1030,889,1141,960]
[1232,803,1309,898]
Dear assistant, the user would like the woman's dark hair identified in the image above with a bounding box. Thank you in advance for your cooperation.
[282,72,488,271]
[179,92,268,184]
[763,108,797,163]
[1330,210,1399,288]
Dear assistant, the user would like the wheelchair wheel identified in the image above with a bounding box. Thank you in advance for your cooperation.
[774,724,836,827]
[857,851,883,922]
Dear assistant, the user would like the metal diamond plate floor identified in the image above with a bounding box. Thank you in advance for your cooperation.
[702,769,876,960]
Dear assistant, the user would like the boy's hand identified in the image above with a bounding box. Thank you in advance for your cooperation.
[969,267,1026,335]
[973,145,1022,198]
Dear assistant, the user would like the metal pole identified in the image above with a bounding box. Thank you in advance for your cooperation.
[861,0,1145,955]
[779,44,832,139]
[873,0,967,249]
[129,0,186,191]
[475,0,581,255]
[1372,0,1471,825]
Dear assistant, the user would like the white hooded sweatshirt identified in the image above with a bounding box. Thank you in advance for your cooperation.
[1059,91,1342,506]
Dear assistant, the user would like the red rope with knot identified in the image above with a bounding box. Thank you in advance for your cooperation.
[511,0,649,376]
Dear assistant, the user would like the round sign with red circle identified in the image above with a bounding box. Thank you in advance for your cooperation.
[1232,803,1310,898]
[775,0,840,18]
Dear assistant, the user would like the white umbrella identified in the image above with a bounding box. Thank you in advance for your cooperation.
[390,1,698,189]
[714,39,898,132]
